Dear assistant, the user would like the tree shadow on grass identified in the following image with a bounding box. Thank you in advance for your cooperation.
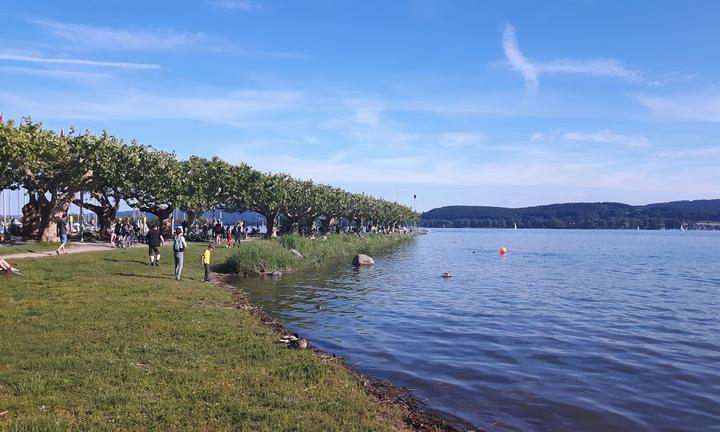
[103,258,148,265]
[112,272,200,282]
[113,272,170,280]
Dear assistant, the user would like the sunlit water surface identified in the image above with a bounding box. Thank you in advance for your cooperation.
[237,229,720,431]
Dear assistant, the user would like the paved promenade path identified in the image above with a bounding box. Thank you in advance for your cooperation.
[1,243,121,260]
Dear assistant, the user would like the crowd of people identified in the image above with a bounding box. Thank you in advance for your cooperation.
[109,218,149,248]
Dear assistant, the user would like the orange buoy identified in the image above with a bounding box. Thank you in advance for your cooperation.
[499,247,507,256]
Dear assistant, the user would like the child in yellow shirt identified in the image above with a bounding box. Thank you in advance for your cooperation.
[202,244,214,282]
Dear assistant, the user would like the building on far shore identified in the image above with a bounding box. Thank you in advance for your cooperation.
[691,221,720,230]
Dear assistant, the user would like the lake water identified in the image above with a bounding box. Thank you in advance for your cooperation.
[238,229,720,431]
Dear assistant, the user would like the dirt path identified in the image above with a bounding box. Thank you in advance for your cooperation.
[1,243,122,260]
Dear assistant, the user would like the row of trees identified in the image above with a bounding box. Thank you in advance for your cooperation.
[1,118,418,241]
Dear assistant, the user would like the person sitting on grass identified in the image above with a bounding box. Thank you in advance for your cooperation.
[201,244,214,282]
[0,258,22,276]
[0,258,12,271]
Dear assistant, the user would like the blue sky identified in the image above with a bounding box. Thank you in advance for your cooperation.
[1,0,719,211]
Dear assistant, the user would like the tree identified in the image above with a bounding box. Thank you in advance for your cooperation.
[234,171,292,238]
[0,123,16,191]
[126,146,181,234]
[281,179,325,235]
[74,132,142,231]
[0,119,97,241]
[177,156,238,228]
[316,186,350,234]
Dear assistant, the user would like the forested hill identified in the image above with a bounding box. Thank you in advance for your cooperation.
[420,200,720,230]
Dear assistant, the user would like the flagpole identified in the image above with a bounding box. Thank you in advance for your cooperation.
[2,189,6,242]
[79,191,84,242]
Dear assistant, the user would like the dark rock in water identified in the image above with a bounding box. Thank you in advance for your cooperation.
[352,254,375,266]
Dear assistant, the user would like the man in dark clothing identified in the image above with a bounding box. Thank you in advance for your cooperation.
[56,215,69,255]
[145,225,164,266]
[214,221,223,245]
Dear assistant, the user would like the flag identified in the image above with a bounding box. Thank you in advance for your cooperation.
[0,113,4,124]
[60,128,64,137]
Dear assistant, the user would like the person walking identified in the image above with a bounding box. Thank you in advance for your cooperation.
[214,221,223,245]
[56,214,69,255]
[233,223,241,246]
[201,244,214,282]
[140,218,149,244]
[113,220,122,247]
[172,227,187,280]
[145,224,164,266]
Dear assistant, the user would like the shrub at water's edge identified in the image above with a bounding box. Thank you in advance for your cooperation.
[217,233,413,276]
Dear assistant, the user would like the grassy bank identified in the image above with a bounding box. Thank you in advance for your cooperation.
[218,233,413,276]
[0,243,408,431]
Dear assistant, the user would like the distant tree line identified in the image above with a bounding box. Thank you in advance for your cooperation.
[0,118,418,241]
[420,202,720,230]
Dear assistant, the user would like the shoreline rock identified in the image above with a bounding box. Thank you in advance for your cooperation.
[352,254,375,266]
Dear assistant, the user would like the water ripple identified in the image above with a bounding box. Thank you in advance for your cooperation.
[238,229,720,431]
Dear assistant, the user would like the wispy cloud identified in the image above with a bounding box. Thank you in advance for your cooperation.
[0,52,161,69]
[561,130,650,148]
[436,132,485,148]
[0,65,111,82]
[32,19,207,51]
[636,92,720,122]
[502,24,539,93]
[530,129,650,148]
[209,0,257,10]
[502,23,641,92]
[30,19,305,58]
[537,59,640,80]
[0,88,302,123]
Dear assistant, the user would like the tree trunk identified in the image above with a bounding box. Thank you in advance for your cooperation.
[138,206,174,237]
[319,216,332,234]
[76,200,117,231]
[263,210,279,239]
[299,217,317,236]
[290,219,300,235]
[21,195,41,239]
[40,208,63,242]
[156,208,174,237]
[38,197,73,242]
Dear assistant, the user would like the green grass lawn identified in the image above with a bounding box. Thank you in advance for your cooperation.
[0,242,408,431]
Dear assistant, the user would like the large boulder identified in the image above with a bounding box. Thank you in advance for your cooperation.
[352,254,375,266]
